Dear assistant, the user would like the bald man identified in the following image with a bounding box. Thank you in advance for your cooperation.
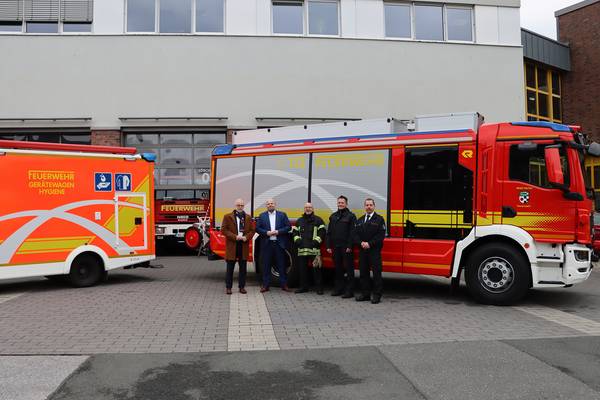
[291,203,326,294]
[255,199,291,292]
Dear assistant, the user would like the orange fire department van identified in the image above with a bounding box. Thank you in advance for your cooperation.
[0,140,156,287]
[209,114,600,305]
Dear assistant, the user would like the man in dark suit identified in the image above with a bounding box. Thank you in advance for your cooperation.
[221,198,255,295]
[256,198,291,292]
[353,198,386,304]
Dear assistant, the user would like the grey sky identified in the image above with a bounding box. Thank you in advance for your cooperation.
[520,0,584,39]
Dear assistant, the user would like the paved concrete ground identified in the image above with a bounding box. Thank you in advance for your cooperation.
[0,356,86,400]
[48,338,600,400]
[0,256,599,399]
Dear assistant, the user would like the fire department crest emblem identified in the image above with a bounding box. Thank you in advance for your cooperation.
[519,191,530,204]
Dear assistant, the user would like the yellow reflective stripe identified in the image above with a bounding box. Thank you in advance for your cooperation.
[16,236,94,254]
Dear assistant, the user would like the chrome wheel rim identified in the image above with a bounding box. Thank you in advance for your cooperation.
[477,256,514,293]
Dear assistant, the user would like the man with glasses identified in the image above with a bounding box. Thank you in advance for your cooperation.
[221,198,255,295]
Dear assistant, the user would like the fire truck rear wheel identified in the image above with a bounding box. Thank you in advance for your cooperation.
[184,227,201,250]
[255,249,298,288]
[465,243,530,306]
[68,253,104,288]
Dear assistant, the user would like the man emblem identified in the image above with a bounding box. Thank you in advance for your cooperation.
[519,191,530,204]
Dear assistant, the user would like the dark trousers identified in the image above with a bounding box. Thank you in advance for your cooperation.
[359,249,382,296]
[226,259,247,289]
[298,255,323,290]
[262,241,287,287]
[333,247,354,294]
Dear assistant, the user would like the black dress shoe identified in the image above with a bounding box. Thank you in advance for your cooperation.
[341,292,354,299]
[295,288,309,294]
[316,289,324,295]
[331,291,343,296]
[355,294,370,302]
[371,295,381,304]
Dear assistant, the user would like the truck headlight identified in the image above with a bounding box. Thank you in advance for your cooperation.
[574,250,589,262]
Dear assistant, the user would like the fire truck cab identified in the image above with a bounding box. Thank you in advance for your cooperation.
[209,113,598,305]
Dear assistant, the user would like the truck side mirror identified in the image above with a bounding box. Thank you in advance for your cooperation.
[545,147,565,186]
[588,142,600,157]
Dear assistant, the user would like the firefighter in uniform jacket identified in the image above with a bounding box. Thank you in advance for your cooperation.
[354,198,386,304]
[292,203,326,294]
[326,195,357,298]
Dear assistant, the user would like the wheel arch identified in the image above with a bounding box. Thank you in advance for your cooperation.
[65,245,108,274]
[452,225,537,287]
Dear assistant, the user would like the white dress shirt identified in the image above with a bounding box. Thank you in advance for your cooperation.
[268,211,277,241]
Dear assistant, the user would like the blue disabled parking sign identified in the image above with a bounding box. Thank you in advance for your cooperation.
[95,173,112,192]
[115,173,132,191]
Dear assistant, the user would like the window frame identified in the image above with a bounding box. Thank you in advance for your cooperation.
[272,0,304,36]
[195,0,226,34]
[307,0,340,37]
[125,0,226,34]
[413,2,444,42]
[383,1,412,40]
[0,131,92,144]
[271,0,340,37]
[0,0,94,35]
[383,2,474,43]
[523,62,563,123]
[444,4,473,43]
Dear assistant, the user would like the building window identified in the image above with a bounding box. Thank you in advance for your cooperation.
[273,1,303,34]
[384,3,473,42]
[62,22,91,32]
[0,0,93,34]
[524,62,563,123]
[160,0,192,33]
[127,0,224,34]
[271,0,339,36]
[446,6,472,41]
[127,0,156,32]
[26,22,59,33]
[414,4,443,41]
[125,131,226,189]
[0,22,22,32]
[196,0,224,33]
[308,0,338,36]
[384,2,411,39]
[0,133,91,144]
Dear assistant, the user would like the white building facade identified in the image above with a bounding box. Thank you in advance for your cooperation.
[0,0,523,197]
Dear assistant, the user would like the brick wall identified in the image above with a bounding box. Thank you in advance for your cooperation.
[558,3,600,140]
[91,130,122,147]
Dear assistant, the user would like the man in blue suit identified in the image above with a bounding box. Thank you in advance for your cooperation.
[256,198,291,292]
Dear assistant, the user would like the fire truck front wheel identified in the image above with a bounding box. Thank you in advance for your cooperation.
[68,253,104,288]
[465,243,530,306]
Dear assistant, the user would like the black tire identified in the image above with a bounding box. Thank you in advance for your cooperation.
[68,253,103,288]
[255,248,296,287]
[465,243,530,305]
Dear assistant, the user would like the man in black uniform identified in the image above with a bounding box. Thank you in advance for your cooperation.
[327,195,357,298]
[354,198,386,304]
[292,202,326,294]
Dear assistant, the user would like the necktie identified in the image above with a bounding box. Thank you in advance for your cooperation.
[366,214,371,223]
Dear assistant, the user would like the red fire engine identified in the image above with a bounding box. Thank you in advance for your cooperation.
[208,113,598,305]
[155,197,209,251]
